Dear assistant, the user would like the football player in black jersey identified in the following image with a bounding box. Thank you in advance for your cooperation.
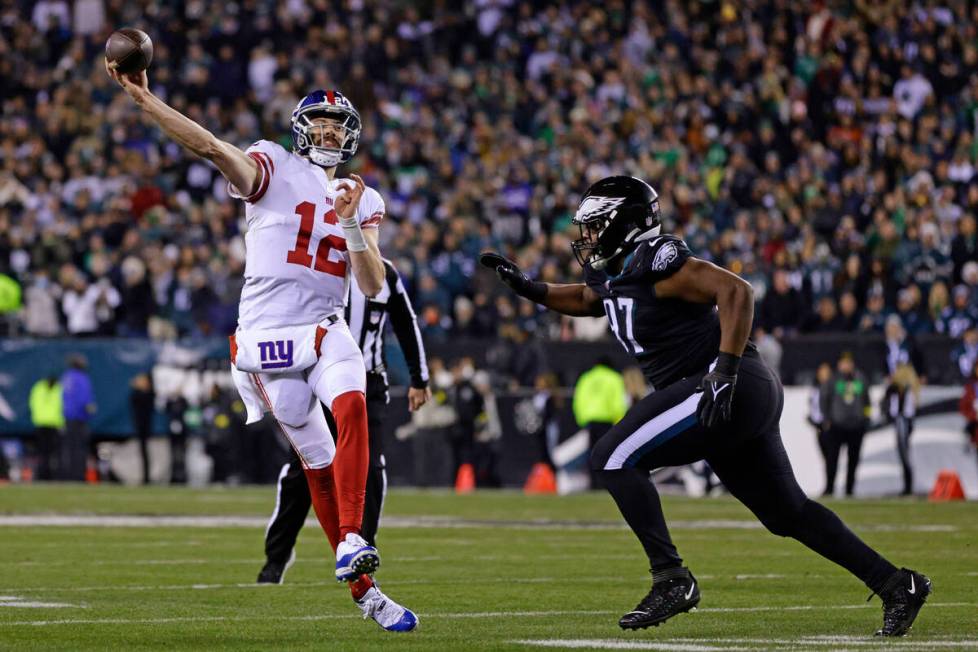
[480,176,930,637]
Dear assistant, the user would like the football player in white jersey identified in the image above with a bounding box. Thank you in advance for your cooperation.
[107,64,417,631]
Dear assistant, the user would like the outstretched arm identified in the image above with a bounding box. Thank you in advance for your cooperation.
[105,62,260,198]
[538,283,605,317]
[479,252,603,317]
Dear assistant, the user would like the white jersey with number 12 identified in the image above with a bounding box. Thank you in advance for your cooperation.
[228,140,384,330]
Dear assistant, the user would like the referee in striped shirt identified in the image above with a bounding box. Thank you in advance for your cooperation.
[258,259,431,584]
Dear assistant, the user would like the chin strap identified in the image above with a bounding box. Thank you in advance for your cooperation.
[308,148,343,167]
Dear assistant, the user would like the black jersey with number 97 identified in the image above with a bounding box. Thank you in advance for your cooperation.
[583,235,729,390]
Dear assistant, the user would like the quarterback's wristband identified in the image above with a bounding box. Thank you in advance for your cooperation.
[341,218,368,252]
[715,352,741,376]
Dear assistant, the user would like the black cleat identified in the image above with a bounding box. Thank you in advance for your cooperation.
[874,568,931,637]
[619,568,700,630]
[256,551,295,585]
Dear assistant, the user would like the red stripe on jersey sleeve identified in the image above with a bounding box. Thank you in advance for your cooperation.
[256,151,274,175]
[361,211,384,228]
[242,152,271,203]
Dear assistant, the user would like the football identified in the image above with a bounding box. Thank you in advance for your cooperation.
[105,28,153,74]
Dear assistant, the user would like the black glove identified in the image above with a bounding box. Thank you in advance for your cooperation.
[478,251,547,302]
[696,352,740,428]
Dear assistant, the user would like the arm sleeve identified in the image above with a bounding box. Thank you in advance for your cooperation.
[226,140,287,204]
[357,187,385,230]
[385,263,429,388]
[640,236,693,283]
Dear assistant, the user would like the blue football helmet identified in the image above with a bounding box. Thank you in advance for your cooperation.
[290,90,361,167]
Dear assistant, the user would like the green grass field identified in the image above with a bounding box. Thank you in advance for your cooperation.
[0,484,975,651]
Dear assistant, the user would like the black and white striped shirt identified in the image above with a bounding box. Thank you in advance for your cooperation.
[344,259,429,389]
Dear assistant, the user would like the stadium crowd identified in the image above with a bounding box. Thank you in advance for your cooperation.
[4,0,978,375]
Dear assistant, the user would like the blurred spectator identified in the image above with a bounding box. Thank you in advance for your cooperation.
[0,270,22,335]
[937,285,978,339]
[487,321,545,388]
[118,257,155,337]
[61,268,119,337]
[884,315,924,381]
[893,288,931,337]
[958,359,978,457]
[448,357,480,486]
[819,352,871,497]
[804,296,845,333]
[2,0,978,353]
[759,269,804,337]
[129,372,155,485]
[471,369,502,488]
[857,292,889,333]
[529,372,563,471]
[882,364,920,496]
[953,326,978,381]
[60,354,96,481]
[809,361,832,489]
[29,374,64,480]
[753,326,783,376]
[622,366,649,407]
[398,357,457,488]
[951,215,978,284]
[572,356,626,489]
[22,271,60,336]
[837,292,860,332]
[927,282,951,331]
[201,383,246,484]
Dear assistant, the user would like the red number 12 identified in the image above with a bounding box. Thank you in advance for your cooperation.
[286,201,347,277]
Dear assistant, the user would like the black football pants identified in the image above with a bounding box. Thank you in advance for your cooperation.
[264,373,388,563]
[590,354,898,594]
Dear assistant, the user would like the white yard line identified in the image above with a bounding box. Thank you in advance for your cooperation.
[515,641,751,651]
[515,637,978,651]
[0,603,974,627]
[0,596,84,609]
[0,601,84,609]
[0,610,609,627]
[0,515,958,532]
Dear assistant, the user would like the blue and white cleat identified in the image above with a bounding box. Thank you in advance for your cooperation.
[356,585,419,632]
[335,533,380,582]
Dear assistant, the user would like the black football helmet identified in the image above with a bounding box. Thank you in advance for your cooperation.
[571,176,661,270]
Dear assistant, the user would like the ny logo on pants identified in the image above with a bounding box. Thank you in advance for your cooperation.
[258,340,294,369]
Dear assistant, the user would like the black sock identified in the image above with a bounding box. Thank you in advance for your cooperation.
[794,500,897,593]
[597,468,683,569]
[652,566,690,584]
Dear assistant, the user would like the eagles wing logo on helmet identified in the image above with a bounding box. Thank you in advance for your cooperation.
[651,242,678,271]
[574,196,626,223]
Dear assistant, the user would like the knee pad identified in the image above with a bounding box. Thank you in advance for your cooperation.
[295,441,333,469]
[276,402,335,470]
